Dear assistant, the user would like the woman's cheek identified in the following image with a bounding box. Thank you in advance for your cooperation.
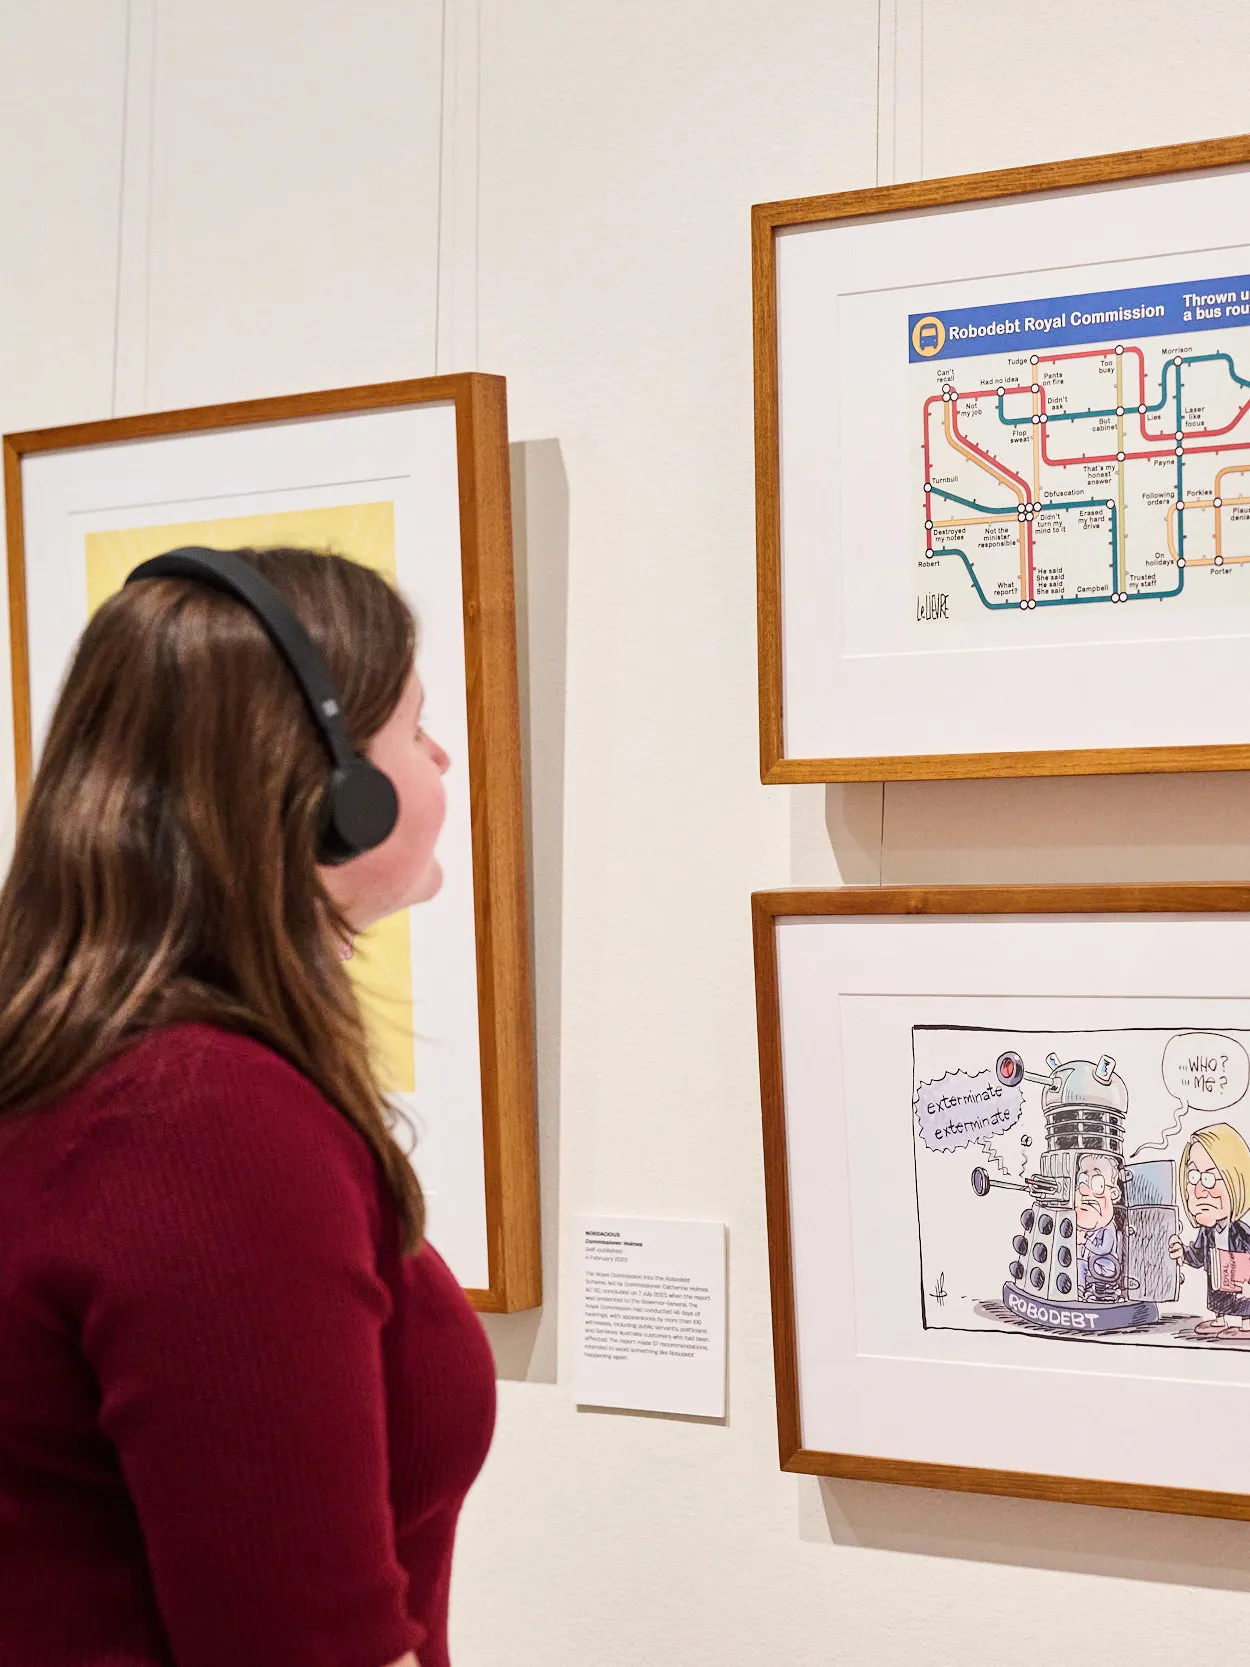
[399,758,446,871]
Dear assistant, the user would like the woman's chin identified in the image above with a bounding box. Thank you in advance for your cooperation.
[407,860,444,909]
[349,863,444,932]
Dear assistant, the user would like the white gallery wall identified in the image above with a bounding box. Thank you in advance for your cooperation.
[6,3,1250,1662]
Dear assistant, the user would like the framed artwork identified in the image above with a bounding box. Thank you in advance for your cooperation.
[3,375,540,1312]
[754,133,1250,782]
[754,883,1250,1520]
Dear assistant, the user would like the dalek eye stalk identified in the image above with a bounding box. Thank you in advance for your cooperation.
[970,1051,1181,1333]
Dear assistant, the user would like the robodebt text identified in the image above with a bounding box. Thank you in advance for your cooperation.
[947,305,1165,344]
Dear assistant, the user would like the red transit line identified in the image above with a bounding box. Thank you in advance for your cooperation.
[931,341,1250,609]
[945,407,1031,496]
[1035,343,1250,444]
[922,395,937,550]
[1026,517,1034,603]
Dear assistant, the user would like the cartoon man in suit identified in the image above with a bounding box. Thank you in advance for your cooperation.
[1074,1151,1122,1298]
[1168,1122,1250,1339]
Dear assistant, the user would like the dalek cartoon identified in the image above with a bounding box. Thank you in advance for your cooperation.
[970,1051,1181,1333]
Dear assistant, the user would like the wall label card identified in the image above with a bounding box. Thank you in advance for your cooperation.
[574,1216,726,1418]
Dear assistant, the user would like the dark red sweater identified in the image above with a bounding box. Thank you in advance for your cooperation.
[0,1022,496,1667]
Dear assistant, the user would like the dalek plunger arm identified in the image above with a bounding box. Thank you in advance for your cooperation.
[968,1050,1080,1204]
[969,1168,1029,1196]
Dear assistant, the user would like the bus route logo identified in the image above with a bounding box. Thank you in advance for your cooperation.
[912,315,946,357]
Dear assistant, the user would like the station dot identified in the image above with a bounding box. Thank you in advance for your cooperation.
[1032,502,1042,511]
[1032,414,1040,425]
[1176,446,1184,456]
[1040,414,1048,424]
[1116,406,1125,417]
[925,520,933,530]
[1019,599,1028,610]
[1175,430,1184,441]
[1031,383,1040,393]
[996,386,1005,397]
[1026,512,1035,521]
[1214,497,1223,508]
[1111,592,1120,603]
[1174,355,1183,365]
[924,482,932,492]
[1217,556,1225,566]
[1027,599,1037,609]
[1177,557,1187,568]
[942,384,952,393]
[1176,501,1185,512]
[1115,345,1125,356]
[1030,355,1039,364]
[1106,499,1116,509]
[1117,451,1126,461]
[1138,403,1147,414]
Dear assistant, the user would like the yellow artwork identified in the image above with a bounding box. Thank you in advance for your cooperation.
[83,503,416,1092]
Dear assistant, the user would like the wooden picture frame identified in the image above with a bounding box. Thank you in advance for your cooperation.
[754,883,1250,1520]
[754,133,1250,782]
[3,375,540,1313]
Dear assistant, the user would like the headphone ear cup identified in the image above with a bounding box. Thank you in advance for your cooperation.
[318,758,400,866]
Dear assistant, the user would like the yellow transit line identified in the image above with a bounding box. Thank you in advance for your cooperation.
[1166,495,1250,564]
[1031,381,1042,606]
[931,514,1017,530]
[1115,355,1125,594]
[1213,465,1250,561]
[941,405,1029,601]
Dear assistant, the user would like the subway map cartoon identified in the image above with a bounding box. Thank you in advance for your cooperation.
[911,273,1250,624]
[911,1026,1250,1346]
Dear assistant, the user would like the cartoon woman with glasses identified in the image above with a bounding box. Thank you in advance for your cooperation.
[1169,1122,1250,1338]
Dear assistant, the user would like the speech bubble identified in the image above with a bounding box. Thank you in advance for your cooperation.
[1164,1032,1250,1114]
[914,1069,1024,1161]
[1130,1031,1250,1157]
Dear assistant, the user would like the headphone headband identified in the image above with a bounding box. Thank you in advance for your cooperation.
[124,546,398,864]
[126,547,356,772]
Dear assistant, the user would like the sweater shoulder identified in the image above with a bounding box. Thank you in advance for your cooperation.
[57,1022,369,1166]
[5,1024,388,1307]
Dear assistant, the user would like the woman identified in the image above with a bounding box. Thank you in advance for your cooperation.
[0,547,495,1666]
[1168,1121,1250,1339]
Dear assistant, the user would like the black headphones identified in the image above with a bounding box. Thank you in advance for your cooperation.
[124,546,399,865]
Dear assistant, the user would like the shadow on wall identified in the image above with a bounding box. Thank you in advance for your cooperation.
[799,1475,1250,1592]
[818,773,1250,889]
[479,439,569,1385]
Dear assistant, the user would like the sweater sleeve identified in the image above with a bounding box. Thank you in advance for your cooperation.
[54,1030,423,1667]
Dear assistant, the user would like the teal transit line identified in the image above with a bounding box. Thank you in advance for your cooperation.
[929,486,1016,516]
[1175,361,1184,563]
[995,358,1183,426]
[1176,358,1183,436]
[929,549,1014,610]
[935,498,1181,610]
[1044,408,1118,423]
[933,346,1233,612]
[1184,351,1250,389]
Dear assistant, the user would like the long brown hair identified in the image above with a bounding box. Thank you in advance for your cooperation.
[0,546,424,1250]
